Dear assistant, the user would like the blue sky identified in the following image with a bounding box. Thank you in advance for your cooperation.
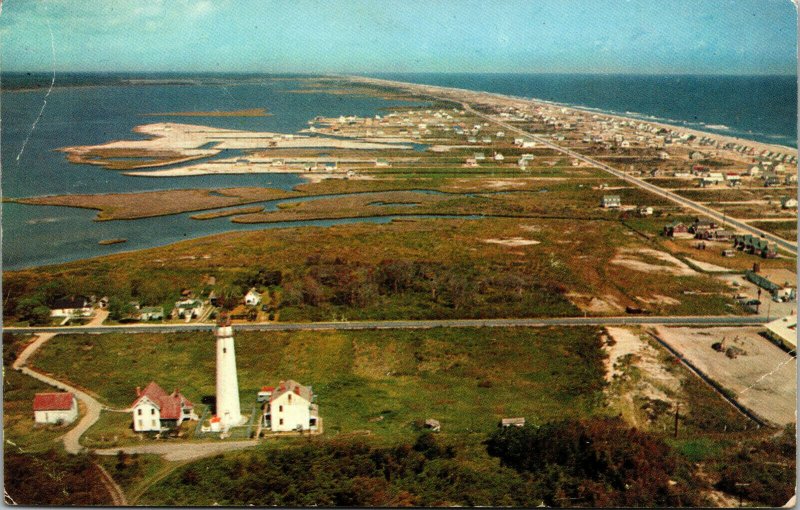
[1,0,796,74]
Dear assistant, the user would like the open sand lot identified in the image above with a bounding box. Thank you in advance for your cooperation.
[611,247,696,276]
[654,326,796,426]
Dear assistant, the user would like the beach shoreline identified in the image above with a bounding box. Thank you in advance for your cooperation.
[349,75,798,155]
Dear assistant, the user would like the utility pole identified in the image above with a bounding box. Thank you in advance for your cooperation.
[735,482,750,507]
[673,402,680,438]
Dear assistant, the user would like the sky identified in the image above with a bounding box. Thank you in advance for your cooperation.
[0,0,796,75]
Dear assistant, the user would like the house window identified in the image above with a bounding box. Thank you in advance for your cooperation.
[288,394,292,403]
[151,408,155,415]
[279,405,283,412]
[279,418,283,426]
[138,419,143,429]
[137,409,142,416]
[223,347,227,353]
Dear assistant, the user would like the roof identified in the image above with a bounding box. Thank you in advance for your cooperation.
[501,417,526,426]
[52,296,90,309]
[33,392,74,411]
[270,380,313,404]
[765,316,797,349]
[132,381,193,420]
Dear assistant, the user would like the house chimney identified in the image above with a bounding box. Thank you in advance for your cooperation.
[136,386,141,396]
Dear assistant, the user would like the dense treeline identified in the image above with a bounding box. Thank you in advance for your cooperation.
[4,451,112,506]
[485,417,705,507]
[4,254,578,324]
[715,424,796,507]
[144,433,540,506]
[144,421,720,507]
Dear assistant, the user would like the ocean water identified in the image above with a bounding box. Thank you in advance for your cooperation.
[2,72,796,269]
[369,73,798,148]
[1,76,431,269]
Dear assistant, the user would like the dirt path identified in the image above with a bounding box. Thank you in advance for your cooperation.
[94,462,128,506]
[94,440,259,462]
[12,310,111,454]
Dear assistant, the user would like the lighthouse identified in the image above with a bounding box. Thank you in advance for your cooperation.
[215,315,243,428]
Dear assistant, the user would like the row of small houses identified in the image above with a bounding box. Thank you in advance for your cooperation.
[662,220,777,258]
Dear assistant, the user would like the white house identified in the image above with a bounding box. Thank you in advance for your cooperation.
[781,197,798,209]
[139,306,164,321]
[263,380,319,432]
[173,299,203,320]
[50,296,92,318]
[33,392,78,425]
[244,288,262,306]
[656,151,670,160]
[601,195,622,208]
[493,153,505,161]
[131,381,194,432]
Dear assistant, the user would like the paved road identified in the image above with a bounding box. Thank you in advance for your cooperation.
[459,102,797,255]
[3,315,771,335]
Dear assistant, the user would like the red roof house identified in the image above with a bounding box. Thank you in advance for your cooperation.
[33,392,75,411]
[33,392,78,425]
[131,381,194,432]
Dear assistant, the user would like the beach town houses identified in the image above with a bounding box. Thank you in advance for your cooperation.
[261,380,319,432]
[733,235,779,259]
[130,381,195,433]
[50,296,93,318]
[662,221,689,237]
[33,392,78,425]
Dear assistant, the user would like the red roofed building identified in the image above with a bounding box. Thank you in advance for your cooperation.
[130,381,195,432]
[33,392,78,425]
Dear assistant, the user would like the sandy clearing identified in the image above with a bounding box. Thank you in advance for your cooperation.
[611,248,696,276]
[566,293,624,313]
[483,237,540,247]
[684,257,734,273]
[636,294,681,306]
[654,326,796,426]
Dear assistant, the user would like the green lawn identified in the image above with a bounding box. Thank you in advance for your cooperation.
[31,327,607,442]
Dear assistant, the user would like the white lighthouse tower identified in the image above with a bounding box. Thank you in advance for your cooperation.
[215,315,243,428]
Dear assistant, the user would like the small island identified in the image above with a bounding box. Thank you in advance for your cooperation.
[98,238,127,246]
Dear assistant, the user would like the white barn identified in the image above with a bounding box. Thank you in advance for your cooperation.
[33,392,78,425]
[263,380,319,432]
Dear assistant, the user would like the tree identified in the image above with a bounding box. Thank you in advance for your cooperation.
[485,418,696,507]
[15,296,50,325]
[107,296,135,321]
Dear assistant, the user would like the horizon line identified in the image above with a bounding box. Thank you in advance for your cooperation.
[2,70,797,78]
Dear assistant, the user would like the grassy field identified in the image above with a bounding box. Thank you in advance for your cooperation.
[31,327,606,442]
[16,188,299,221]
[5,212,748,325]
